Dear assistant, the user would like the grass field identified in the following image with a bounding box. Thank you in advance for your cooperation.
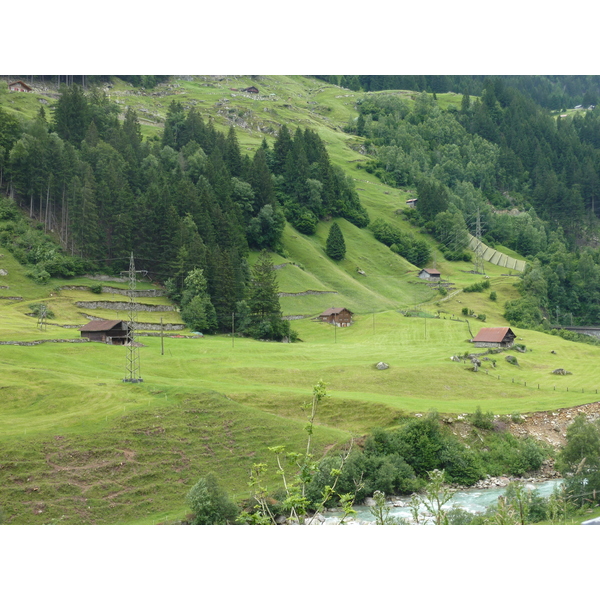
[3,294,600,524]
[2,75,595,525]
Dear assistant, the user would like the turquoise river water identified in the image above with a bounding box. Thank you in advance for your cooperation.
[324,479,564,524]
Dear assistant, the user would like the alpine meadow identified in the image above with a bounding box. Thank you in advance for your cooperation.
[2,74,600,526]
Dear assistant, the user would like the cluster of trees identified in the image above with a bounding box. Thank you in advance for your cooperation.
[351,84,600,244]
[271,124,369,234]
[503,234,600,328]
[369,218,431,267]
[318,75,600,111]
[339,81,600,327]
[0,84,370,338]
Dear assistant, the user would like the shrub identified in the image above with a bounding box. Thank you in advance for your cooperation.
[464,279,491,293]
[470,406,495,430]
[186,473,239,525]
[28,304,55,319]
[477,433,550,477]
[477,313,487,322]
[489,291,497,301]
[25,266,50,285]
[511,412,524,424]
[90,284,103,294]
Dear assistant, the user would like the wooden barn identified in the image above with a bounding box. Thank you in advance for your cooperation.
[9,80,33,92]
[406,198,417,208]
[243,86,259,94]
[80,319,129,344]
[418,268,441,281]
[472,326,516,348]
[318,307,353,327]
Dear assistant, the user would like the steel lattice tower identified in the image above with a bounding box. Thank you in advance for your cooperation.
[123,252,143,383]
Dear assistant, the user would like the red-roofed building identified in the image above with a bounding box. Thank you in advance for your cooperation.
[418,268,441,281]
[472,327,516,348]
[318,307,353,327]
[80,319,129,344]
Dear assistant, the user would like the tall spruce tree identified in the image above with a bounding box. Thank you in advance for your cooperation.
[325,221,346,260]
[247,249,290,340]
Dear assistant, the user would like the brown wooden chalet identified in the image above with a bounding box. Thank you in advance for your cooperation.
[472,327,516,348]
[318,307,353,327]
[9,80,33,92]
[418,268,441,281]
[80,319,129,344]
[243,86,259,94]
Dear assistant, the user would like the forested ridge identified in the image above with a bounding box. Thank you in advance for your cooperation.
[318,75,600,110]
[0,83,367,337]
[4,76,600,330]
[345,80,600,328]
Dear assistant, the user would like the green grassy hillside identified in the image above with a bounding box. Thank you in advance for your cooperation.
[4,75,598,525]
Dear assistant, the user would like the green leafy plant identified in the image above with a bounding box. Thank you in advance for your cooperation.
[186,473,239,525]
[470,406,495,430]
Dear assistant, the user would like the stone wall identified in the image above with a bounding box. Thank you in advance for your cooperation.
[75,301,176,312]
[0,339,90,346]
[61,285,166,297]
[84,274,128,283]
[278,290,337,297]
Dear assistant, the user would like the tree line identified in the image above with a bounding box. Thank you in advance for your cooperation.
[344,82,600,327]
[0,84,369,337]
[316,75,600,110]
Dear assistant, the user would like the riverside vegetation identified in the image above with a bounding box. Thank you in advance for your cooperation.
[2,75,600,524]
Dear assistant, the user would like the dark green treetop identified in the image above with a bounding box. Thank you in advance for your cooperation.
[326,221,346,261]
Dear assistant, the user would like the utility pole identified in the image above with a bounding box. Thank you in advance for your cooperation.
[160,317,164,356]
[122,252,145,383]
[474,208,486,275]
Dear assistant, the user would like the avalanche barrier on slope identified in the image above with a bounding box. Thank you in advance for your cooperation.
[468,235,526,272]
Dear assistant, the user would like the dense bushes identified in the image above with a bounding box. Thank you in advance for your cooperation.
[370,218,431,267]
[303,412,551,509]
[463,279,491,293]
[0,198,87,281]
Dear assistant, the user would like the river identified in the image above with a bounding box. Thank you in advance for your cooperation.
[323,479,564,524]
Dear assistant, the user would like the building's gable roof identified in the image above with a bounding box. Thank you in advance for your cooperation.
[80,319,125,332]
[9,80,32,90]
[320,307,353,316]
[420,268,441,275]
[472,327,514,343]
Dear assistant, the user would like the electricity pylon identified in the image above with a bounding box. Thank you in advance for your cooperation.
[122,252,144,383]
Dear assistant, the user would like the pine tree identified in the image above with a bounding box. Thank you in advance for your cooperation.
[325,221,346,260]
[247,249,290,340]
